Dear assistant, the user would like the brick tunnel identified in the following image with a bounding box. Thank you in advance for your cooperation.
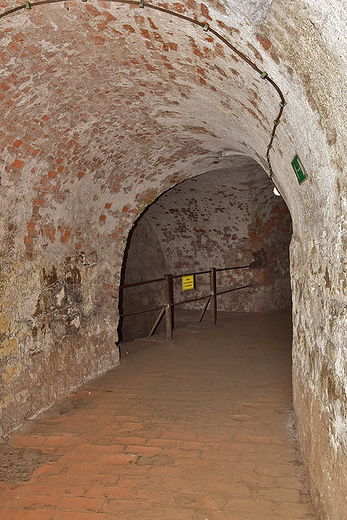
[1,0,347,518]
[119,157,292,342]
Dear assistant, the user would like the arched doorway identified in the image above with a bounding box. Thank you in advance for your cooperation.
[119,155,292,342]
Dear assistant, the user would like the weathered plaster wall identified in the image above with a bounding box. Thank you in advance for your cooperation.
[120,212,168,341]
[291,233,347,520]
[0,240,120,435]
[121,156,292,341]
[260,1,347,518]
[150,157,292,312]
[1,0,347,517]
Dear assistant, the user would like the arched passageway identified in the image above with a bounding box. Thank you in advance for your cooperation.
[119,156,292,342]
[1,0,347,517]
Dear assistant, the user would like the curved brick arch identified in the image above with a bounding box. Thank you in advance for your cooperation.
[119,156,292,342]
[0,0,290,281]
[1,2,347,517]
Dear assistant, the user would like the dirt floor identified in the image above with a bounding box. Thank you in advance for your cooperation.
[0,309,318,519]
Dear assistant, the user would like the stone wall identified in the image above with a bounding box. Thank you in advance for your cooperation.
[261,2,347,517]
[0,242,121,436]
[291,232,347,519]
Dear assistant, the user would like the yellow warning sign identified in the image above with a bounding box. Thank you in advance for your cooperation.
[182,275,195,291]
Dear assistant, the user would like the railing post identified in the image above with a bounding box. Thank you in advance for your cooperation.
[210,267,217,325]
[164,274,174,340]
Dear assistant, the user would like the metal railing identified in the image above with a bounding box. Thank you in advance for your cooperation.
[120,254,263,340]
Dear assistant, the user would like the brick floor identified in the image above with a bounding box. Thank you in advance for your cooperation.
[0,310,318,519]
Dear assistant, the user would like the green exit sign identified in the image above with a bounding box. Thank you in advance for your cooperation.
[291,155,307,185]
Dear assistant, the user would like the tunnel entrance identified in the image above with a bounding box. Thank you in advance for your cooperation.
[118,156,292,343]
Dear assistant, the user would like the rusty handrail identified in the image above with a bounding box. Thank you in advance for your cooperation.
[171,282,253,307]
[120,304,165,318]
[120,261,257,339]
[172,269,211,280]
[120,263,252,289]
[120,283,253,316]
